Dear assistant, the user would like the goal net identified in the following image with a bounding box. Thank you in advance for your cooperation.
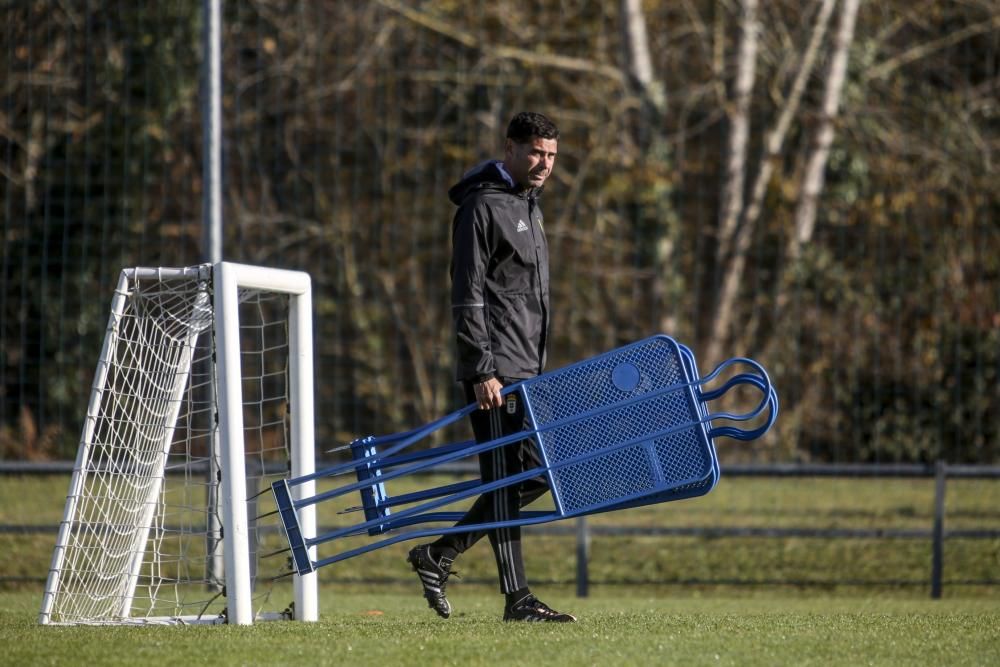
[39,263,317,625]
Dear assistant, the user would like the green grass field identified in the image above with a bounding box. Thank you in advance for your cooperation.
[2,588,998,666]
[3,473,999,590]
[1,473,998,664]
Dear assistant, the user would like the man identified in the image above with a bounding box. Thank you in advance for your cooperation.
[407,111,575,623]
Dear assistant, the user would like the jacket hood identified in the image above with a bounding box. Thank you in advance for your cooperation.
[449,159,538,205]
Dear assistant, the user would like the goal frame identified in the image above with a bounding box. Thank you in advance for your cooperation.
[38,262,318,626]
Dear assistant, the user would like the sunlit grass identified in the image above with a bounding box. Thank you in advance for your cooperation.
[2,589,998,666]
[2,473,997,596]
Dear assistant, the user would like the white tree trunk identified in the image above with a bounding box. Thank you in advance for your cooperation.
[706,0,760,365]
[620,0,674,332]
[790,0,862,261]
[621,0,666,113]
[715,0,760,268]
[707,0,839,366]
[743,0,838,239]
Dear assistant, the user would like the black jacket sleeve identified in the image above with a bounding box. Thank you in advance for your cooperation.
[451,199,496,382]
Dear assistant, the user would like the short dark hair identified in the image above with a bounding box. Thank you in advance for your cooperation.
[506,111,559,143]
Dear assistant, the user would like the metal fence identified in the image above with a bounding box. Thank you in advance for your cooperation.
[572,462,1000,599]
[3,461,997,596]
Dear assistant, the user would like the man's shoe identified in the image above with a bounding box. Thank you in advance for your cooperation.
[503,594,576,622]
[407,545,454,619]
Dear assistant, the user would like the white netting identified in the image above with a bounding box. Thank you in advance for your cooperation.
[42,267,297,624]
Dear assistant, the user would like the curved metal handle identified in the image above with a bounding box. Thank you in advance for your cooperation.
[698,372,766,402]
[707,386,780,440]
[689,356,779,441]
[696,358,773,421]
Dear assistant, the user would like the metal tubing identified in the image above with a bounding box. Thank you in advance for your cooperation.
[576,517,590,598]
[201,0,222,264]
[931,460,947,599]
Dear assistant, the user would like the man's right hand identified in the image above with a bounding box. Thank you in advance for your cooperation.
[473,377,504,410]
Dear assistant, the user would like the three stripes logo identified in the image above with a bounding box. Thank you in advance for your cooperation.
[516,219,529,232]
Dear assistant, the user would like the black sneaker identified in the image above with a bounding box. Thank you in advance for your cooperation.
[503,594,576,622]
[407,544,454,619]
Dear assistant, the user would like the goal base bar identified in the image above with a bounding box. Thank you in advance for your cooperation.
[42,610,294,627]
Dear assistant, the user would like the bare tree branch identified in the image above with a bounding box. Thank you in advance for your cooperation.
[704,0,761,365]
[706,0,838,366]
[715,0,760,270]
[620,0,666,114]
[376,0,626,84]
[864,13,1000,83]
[791,0,862,261]
[747,0,838,237]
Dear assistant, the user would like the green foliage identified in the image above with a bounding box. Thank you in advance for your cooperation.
[1,1,997,462]
[0,2,203,457]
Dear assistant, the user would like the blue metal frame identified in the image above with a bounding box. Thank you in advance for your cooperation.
[272,334,779,575]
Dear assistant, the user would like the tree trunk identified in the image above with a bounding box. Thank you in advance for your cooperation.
[789,0,862,261]
[620,0,675,333]
[705,0,760,366]
[715,0,760,269]
[743,0,838,242]
[620,0,666,115]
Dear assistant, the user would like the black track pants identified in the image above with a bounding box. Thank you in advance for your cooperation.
[431,378,549,593]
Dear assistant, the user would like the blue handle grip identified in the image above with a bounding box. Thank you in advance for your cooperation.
[707,387,779,440]
[690,356,779,442]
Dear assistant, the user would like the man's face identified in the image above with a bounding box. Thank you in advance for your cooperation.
[504,136,558,189]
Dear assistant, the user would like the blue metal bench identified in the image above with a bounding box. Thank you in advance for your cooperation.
[272,334,778,575]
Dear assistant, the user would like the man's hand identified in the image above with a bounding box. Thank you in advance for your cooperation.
[473,377,504,410]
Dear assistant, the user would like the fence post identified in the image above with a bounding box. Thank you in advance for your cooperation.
[576,517,590,597]
[931,460,946,599]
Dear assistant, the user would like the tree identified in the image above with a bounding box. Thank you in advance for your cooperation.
[789,0,861,261]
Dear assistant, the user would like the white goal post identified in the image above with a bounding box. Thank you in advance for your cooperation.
[39,262,317,625]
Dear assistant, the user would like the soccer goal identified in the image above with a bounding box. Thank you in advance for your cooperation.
[38,262,317,625]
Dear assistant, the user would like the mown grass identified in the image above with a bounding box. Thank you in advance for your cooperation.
[2,473,998,594]
[2,473,998,665]
[2,588,998,666]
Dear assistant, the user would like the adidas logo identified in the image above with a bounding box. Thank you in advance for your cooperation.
[516,220,529,232]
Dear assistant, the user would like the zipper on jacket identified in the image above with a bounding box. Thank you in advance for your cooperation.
[527,195,548,375]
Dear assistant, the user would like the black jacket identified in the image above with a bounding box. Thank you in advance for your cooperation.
[449,160,550,383]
